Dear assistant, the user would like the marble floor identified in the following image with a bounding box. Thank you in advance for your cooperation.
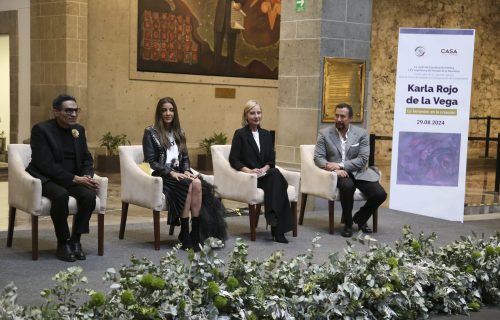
[0,160,499,232]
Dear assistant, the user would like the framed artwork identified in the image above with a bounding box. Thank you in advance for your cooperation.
[321,57,366,123]
[134,0,280,82]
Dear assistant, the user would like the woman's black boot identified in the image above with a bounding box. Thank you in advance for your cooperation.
[190,217,201,252]
[271,226,288,244]
[178,217,193,250]
[274,233,288,244]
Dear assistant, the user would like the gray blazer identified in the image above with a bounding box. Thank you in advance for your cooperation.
[314,125,380,182]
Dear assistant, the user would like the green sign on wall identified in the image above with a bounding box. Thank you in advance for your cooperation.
[296,0,305,12]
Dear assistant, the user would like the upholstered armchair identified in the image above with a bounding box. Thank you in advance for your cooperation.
[211,145,299,241]
[299,145,378,234]
[118,145,213,250]
[7,144,108,260]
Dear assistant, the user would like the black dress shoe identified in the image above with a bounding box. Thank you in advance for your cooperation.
[56,243,76,262]
[358,223,373,234]
[71,242,86,260]
[341,227,353,238]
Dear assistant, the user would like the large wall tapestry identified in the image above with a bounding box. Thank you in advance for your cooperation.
[137,0,280,79]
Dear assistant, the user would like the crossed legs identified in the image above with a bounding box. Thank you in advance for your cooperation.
[336,175,386,234]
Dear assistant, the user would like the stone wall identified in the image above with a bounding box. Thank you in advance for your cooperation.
[276,0,373,167]
[85,0,278,164]
[370,0,500,161]
[30,0,88,125]
[0,10,18,143]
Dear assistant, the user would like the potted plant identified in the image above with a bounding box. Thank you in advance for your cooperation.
[97,131,130,172]
[197,131,227,171]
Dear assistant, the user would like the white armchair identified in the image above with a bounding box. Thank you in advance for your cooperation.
[118,145,213,250]
[7,144,108,260]
[211,145,300,241]
[299,145,378,234]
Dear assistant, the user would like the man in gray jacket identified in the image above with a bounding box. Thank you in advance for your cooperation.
[314,103,386,237]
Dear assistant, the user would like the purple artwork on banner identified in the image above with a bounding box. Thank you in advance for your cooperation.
[397,132,461,187]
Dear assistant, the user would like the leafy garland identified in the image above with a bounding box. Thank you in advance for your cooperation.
[1,226,499,319]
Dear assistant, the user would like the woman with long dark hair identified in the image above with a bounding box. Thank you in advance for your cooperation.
[143,97,227,250]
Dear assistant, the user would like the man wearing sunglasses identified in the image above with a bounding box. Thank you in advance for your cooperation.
[26,94,99,262]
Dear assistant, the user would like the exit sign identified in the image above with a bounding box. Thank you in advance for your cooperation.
[296,0,305,12]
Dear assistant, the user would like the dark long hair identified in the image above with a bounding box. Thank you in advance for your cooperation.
[153,97,187,152]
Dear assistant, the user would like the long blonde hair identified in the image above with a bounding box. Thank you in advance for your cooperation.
[153,97,187,152]
[241,99,262,127]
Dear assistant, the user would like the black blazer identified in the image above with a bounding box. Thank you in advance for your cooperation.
[142,126,191,177]
[26,119,94,188]
[229,126,275,170]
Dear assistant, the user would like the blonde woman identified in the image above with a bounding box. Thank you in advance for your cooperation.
[229,100,292,243]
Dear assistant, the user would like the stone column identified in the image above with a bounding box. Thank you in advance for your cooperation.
[276,0,372,167]
[0,11,18,143]
[31,0,88,125]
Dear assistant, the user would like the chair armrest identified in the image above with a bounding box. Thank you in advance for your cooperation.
[93,174,108,213]
[120,159,164,211]
[8,166,42,215]
[277,166,300,201]
[300,164,338,201]
[214,165,260,204]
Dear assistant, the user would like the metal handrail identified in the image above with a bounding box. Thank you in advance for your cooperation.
[469,116,500,157]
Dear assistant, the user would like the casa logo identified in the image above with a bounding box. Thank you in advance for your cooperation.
[441,48,458,55]
[414,46,425,57]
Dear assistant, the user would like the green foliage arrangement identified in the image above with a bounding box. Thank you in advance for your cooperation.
[199,132,228,155]
[0,227,499,319]
[99,132,130,156]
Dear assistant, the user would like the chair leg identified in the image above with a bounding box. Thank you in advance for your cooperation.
[169,223,175,236]
[291,201,297,237]
[98,214,104,256]
[119,202,129,239]
[32,216,38,261]
[249,204,258,241]
[299,194,307,225]
[153,210,160,250]
[328,201,334,234]
[255,204,261,228]
[7,207,16,247]
[373,209,378,233]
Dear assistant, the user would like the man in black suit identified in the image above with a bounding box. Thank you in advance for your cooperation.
[26,94,99,262]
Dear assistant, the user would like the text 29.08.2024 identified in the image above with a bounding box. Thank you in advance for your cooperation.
[417,120,445,125]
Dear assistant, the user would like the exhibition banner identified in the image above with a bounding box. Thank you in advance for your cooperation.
[389,28,475,222]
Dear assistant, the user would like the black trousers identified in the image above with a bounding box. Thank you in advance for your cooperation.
[336,174,387,227]
[258,168,293,234]
[42,181,96,241]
